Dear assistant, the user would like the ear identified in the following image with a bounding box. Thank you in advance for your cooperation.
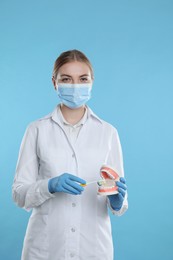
[52,77,57,90]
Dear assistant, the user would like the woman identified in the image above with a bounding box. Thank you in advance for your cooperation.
[12,49,128,260]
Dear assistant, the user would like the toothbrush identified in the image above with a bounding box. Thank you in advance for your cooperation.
[80,179,106,187]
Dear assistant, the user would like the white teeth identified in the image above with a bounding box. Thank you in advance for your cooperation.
[100,179,115,188]
[109,173,115,179]
[103,170,115,179]
[100,186,115,190]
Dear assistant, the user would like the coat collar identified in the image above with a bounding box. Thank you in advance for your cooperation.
[51,104,103,126]
[86,105,103,124]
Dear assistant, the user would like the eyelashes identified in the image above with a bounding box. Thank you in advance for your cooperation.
[61,78,89,83]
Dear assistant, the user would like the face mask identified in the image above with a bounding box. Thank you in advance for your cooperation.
[56,83,92,109]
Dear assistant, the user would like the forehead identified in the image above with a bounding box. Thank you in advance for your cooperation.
[58,61,91,76]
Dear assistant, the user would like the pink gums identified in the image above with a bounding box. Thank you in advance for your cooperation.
[100,166,119,180]
[98,166,119,195]
[98,186,118,192]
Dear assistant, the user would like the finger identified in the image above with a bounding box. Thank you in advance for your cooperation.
[54,184,77,195]
[68,174,86,185]
[117,193,124,202]
[65,179,84,192]
[62,182,81,195]
[116,181,127,190]
[120,177,126,184]
[110,193,124,203]
[61,188,78,195]
[118,187,126,197]
[63,184,81,195]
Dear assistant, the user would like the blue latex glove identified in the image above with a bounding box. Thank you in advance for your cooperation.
[48,173,86,195]
[108,177,127,211]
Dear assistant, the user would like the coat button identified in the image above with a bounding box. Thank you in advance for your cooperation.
[71,227,76,232]
[70,253,75,257]
[72,203,76,207]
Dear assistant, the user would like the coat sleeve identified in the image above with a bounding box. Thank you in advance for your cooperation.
[12,123,55,211]
[106,128,128,216]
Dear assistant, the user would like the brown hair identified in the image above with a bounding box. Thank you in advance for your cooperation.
[52,49,94,80]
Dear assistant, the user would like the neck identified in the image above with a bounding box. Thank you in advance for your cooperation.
[60,104,86,125]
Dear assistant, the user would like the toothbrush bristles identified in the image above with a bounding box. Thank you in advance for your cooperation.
[80,179,106,187]
[97,179,106,186]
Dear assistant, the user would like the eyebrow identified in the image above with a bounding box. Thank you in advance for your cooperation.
[60,74,90,77]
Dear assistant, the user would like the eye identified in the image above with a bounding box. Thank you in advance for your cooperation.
[62,78,71,82]
[80,77,88,82]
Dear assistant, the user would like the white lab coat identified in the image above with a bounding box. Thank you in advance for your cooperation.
[12,104,128,260]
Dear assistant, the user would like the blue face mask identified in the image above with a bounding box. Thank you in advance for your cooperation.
[57,83,92,109]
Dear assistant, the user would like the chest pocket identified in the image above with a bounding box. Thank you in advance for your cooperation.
[38,147,69,178]
[37,130,71,179]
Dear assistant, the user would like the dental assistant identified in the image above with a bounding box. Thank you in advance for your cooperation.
[12,49,128,260]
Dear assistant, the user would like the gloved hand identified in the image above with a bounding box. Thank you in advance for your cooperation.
[108,177,127,211]
[48,173,86,195]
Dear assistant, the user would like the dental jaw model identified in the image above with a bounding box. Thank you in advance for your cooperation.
[97,165,120,196]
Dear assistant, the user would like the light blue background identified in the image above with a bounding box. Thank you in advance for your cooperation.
[1,0,173,259]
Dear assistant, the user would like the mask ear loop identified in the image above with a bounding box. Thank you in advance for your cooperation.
[56,82,59,91]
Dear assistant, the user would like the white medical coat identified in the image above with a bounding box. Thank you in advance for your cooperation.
[12,105,128,260]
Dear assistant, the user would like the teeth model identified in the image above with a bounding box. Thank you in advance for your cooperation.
[97,165,119,196]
